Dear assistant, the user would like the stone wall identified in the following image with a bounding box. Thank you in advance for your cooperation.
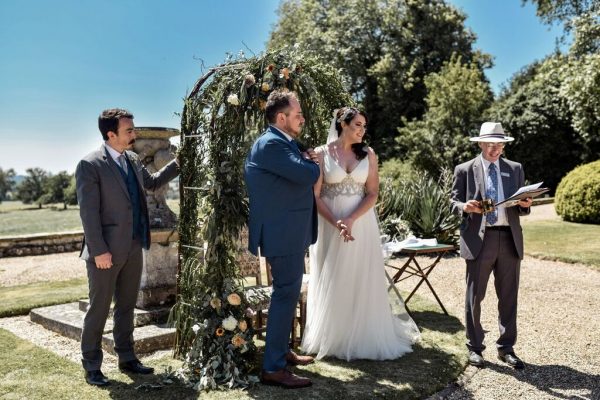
[0,231,83,258]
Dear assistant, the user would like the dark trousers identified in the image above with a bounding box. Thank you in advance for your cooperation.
[81,240,143,371]
[465,229,520,355]
[263,252,305,372]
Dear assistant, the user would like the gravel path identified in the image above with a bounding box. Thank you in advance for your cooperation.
[1,204,598,399]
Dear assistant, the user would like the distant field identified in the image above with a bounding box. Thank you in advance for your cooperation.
[0,200,180,237]
[0,202,82,236]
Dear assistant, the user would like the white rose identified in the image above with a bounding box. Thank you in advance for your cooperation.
[222,315,238,331]
[227,94,240,106]
[192,324,200,333]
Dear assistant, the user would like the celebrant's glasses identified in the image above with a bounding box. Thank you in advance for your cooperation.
[483,143,505,149]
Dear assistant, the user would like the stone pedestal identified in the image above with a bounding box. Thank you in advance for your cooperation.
[137,229,179,308]
[134,127,179,309]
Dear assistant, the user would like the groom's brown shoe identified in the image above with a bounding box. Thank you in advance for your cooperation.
[286,350,315,366]
[260,369,312,389]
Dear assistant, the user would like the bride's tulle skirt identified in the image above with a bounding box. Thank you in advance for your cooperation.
[301,193,420,361]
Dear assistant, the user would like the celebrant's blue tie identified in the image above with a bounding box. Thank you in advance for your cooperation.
[486,163,498,225]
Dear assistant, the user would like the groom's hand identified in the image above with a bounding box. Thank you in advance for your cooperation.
[94,252,113,269]
[302,148,319,164]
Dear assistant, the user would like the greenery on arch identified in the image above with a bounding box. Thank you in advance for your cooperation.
[170,46,351,391]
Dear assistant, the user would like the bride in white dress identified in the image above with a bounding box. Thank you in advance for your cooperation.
[301,107,420,361]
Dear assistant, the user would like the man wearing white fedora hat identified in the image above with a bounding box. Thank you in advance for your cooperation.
[451,122,533,369]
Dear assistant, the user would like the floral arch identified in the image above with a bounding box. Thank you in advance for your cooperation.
[171,47,352,390]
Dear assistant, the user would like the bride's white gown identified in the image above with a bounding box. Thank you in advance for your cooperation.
[301,149,420,361]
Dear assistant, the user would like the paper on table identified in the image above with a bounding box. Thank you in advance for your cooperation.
[495,181,549,208]
[382,236,438,258]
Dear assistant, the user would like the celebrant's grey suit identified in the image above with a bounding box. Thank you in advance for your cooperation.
[76,143,178,371]
[450,156,530,355]
[245,126,319,372]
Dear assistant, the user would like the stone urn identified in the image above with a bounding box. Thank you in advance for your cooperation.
[133,127,179,229]
[133,127,179,309]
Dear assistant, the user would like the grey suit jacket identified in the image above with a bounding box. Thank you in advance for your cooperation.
[450,156,530,260]
[75,143,178,265]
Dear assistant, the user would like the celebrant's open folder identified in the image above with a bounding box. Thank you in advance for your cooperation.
[495,182,549,208]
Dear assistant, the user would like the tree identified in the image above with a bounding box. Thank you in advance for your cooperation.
[63,175,78,206]
[0,167,16,203]
[269,0,490,158]
[15,168,48,207]
[396,54,493,176]
[524,0,598,25]
[39,171,72,209]
[487,55,584,193]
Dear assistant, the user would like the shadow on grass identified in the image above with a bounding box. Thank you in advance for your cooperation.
[486,361,600,399]
[241,309,467,400]
[410,310,463,334]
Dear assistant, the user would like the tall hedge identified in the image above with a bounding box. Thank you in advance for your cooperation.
[555,160,600,224]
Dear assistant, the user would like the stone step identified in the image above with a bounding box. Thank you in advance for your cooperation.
[30,302,175,355]
[78,299,171,327]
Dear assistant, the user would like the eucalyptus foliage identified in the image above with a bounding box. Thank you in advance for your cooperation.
[172,47,351,391]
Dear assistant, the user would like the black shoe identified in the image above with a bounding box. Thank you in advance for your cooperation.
[118,360,154,374]
[498,352,524,369]
[468,351,485,367]
[85,370,110,386]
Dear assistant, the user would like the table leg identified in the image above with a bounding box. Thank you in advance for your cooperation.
[405,254,449,315]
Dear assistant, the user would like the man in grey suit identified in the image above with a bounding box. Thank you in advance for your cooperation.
[75,108,178,386]
[451,122,532,370]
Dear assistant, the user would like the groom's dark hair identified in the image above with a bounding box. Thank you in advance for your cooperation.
[265,90,298,124]
[98,108,134,140]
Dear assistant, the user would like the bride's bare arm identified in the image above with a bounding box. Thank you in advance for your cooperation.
[339,147,379,236]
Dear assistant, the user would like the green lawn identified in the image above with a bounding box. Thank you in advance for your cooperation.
[522,219,600,270]
[0,200,179,237]
[0,292,466,400]
[0,201,82,236]
[0,278,89,318]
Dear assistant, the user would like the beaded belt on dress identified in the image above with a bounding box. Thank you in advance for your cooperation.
[321,175,365,199]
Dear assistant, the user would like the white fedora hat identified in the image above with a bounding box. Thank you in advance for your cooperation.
[469,122,514,142]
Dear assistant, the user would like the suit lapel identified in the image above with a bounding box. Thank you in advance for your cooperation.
[473,157,486,199]
[499,158,513,197]
[102,144,131,201]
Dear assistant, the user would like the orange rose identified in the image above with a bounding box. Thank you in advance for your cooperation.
[280,68,290,80]
[232,334,246,348]
[215,327,225,337]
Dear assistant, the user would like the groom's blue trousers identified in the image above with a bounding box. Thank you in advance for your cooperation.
[263,252,305,372]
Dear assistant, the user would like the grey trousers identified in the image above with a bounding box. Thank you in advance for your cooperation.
[81,240,143,371]
[465,229,521,355]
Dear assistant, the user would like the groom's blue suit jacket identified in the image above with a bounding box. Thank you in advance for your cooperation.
[244,126,320,257]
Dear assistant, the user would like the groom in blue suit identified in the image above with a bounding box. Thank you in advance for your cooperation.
[245,90,320,388]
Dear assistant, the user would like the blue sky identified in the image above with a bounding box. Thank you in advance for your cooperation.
[0,0,564,175]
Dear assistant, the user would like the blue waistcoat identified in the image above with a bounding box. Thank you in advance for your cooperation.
[115,158,148,248]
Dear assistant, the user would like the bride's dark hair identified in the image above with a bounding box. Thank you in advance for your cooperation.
[334,107,368,160]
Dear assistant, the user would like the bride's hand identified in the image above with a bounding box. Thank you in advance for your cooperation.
[336,219,355,242]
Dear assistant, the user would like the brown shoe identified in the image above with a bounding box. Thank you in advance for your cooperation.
[260,369,312,389]
[286,350,315,366]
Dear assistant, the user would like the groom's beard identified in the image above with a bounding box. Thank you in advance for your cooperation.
[284,122,303,138]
